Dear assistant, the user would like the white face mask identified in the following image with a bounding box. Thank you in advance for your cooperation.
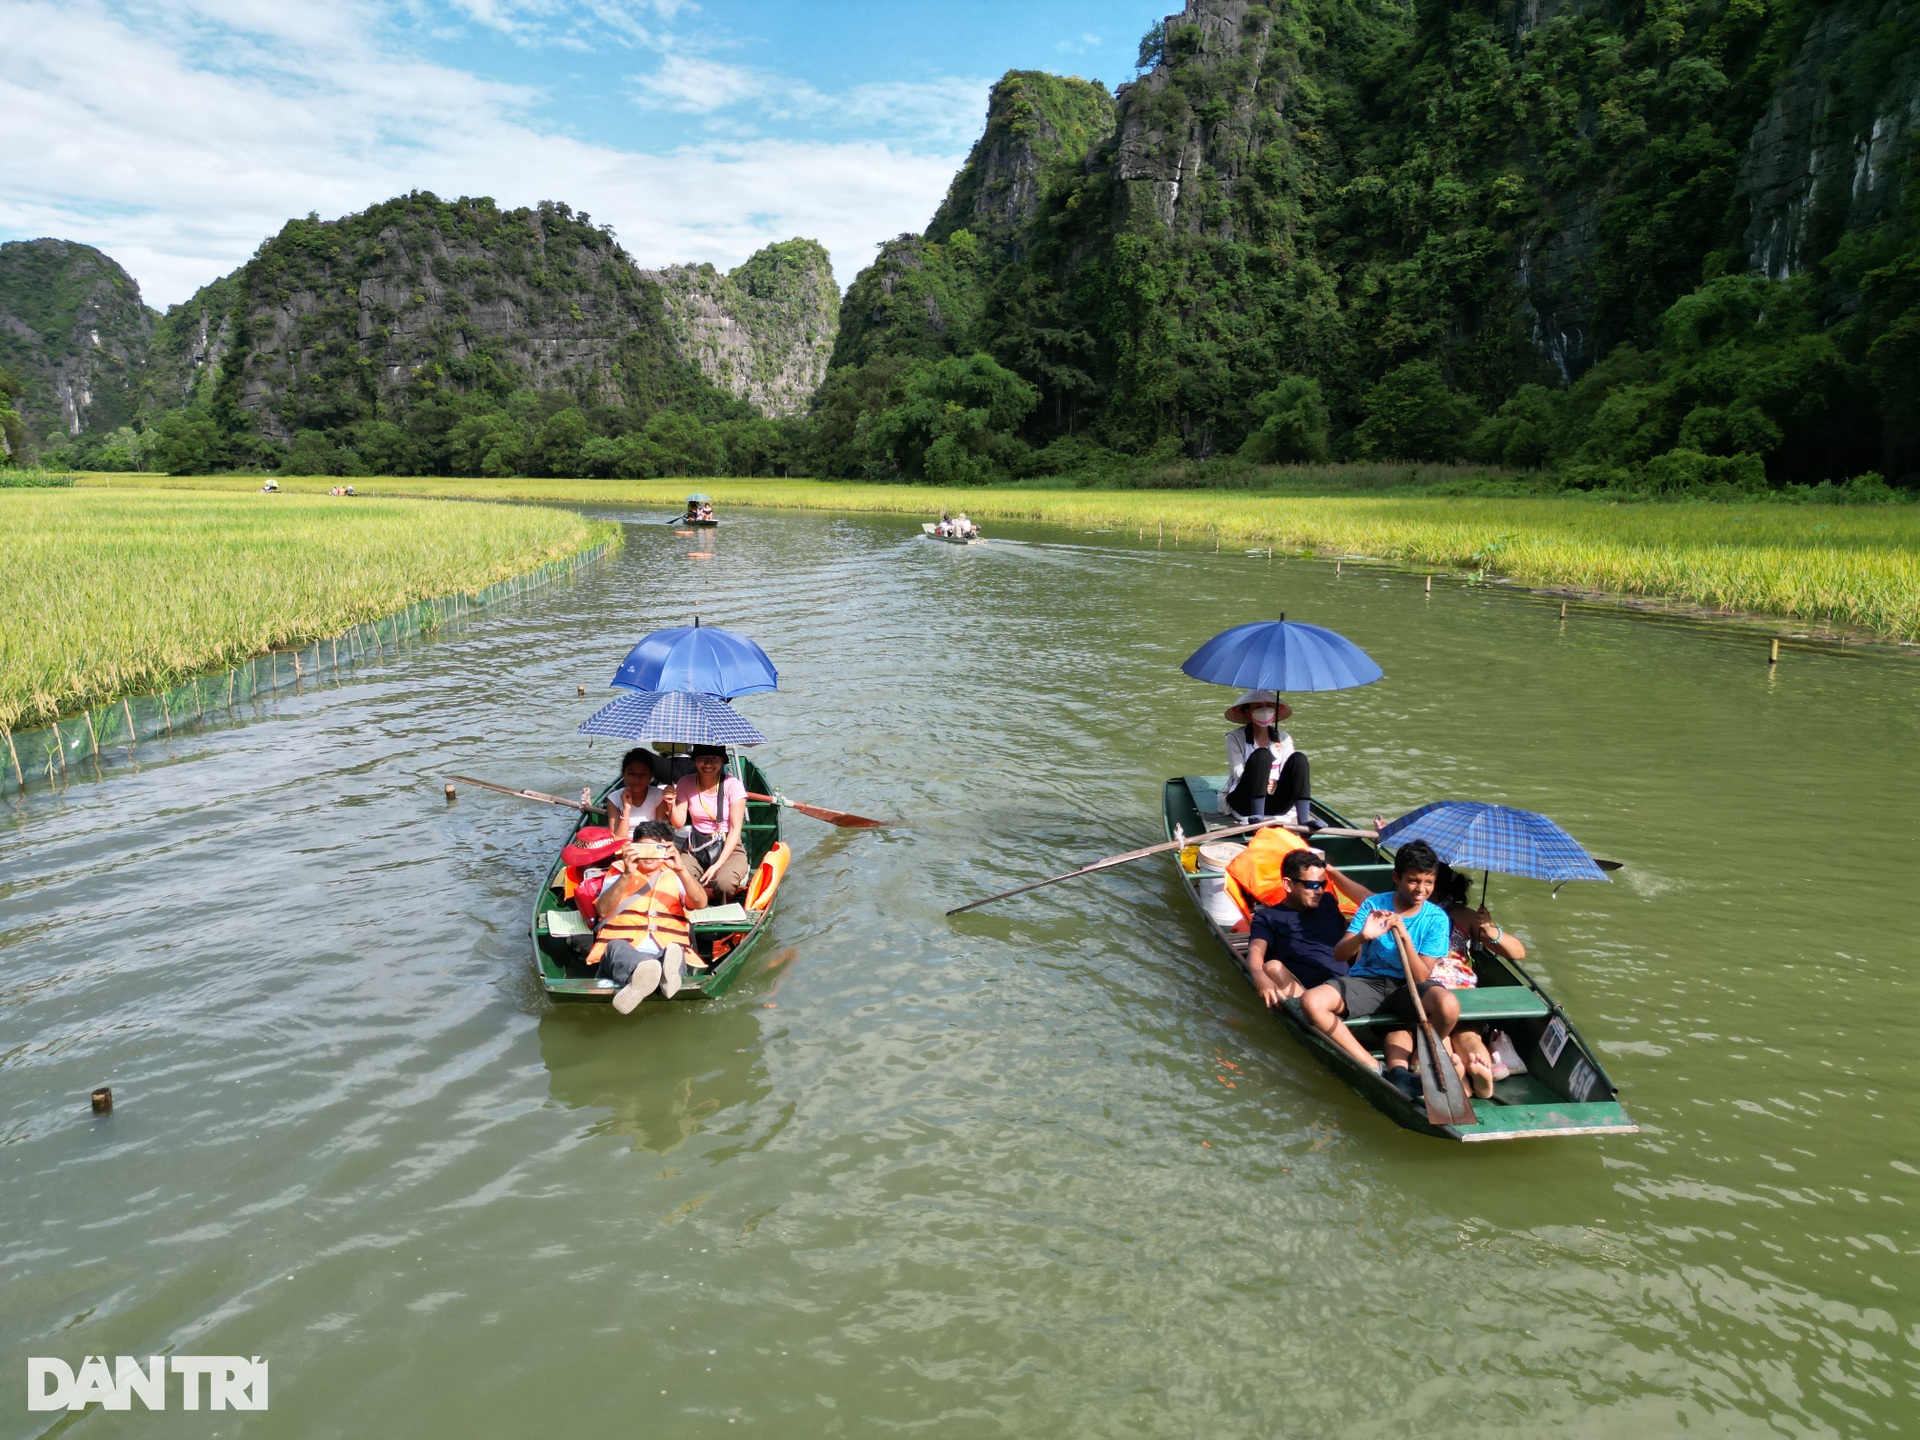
[1250,707,1277,725]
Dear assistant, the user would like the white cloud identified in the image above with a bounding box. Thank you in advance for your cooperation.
[0,0,973,306]
[634,54,765,112]
[1058,32,1104,53]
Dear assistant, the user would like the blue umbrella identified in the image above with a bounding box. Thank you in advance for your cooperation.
[1181,617,1384,693]
[610,622,778,699]
[1377,801,1610,885]
[579,690,766,747]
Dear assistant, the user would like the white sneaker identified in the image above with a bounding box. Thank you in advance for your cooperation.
[612,958,663,1014]
[660,946,685,999]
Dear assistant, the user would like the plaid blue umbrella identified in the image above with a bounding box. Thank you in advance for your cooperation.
[579,690,766,747]
[1182,618,1383,692]
[610,622,777,699]
[1378,801,1610,884]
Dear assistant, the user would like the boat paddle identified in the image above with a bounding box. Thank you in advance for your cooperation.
[946,818,1378,916]
[743,792,886,829]
[1391,918,1477,1128]
[444,775,886,829]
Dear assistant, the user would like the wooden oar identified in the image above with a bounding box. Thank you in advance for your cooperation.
[946,818,1378,916]
[446,775,594,812]
[1392,919,1476,1127]
[745,792,886,829]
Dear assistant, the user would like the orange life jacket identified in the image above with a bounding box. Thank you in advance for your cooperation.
[585,866,690,968]
[1224,827,1359,920]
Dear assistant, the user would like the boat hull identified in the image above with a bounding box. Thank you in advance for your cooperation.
[532,755,781,1005]
[1163,777,1636,1142]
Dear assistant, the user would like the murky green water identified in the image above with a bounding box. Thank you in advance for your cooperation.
[4,508,1917,1437]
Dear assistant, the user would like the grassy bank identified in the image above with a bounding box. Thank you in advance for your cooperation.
[82,473,1920,643]
[3,489,616,731]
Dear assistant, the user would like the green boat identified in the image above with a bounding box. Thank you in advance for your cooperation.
[532,753,783,1004]
[1164,776,1637,1141]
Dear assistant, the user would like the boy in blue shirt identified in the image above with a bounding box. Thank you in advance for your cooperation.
[1302,838,1460,1101]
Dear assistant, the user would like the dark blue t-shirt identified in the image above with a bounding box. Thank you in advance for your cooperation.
[1249,897,1351,989]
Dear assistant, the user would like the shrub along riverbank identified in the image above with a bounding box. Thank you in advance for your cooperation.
[81,472,1920,643]
[3,489,616,731]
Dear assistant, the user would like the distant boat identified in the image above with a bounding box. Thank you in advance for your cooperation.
[922,522,981,545]
[1163,776,1637,1142]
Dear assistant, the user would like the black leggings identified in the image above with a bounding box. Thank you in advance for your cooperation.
[1224,749,1310,818]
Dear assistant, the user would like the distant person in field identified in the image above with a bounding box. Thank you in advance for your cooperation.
[1220,689,1314,827]
[1301,838,1458,1103]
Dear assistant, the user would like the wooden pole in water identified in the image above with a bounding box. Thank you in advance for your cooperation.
[82,708,99,758]
[1560,601,1567,619]
[1769,638,1780,665]
[1425,575,1432,593]
[122,697,136,753]
[160,690,171,735]
[91,1086,112,1114]
[1336,559,1342,576]
[4,729,21,791]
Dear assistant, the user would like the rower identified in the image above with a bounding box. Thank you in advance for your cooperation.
[1220,689,1314,828]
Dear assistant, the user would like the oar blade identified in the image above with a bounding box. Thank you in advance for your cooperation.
[1413,1026,1476,1128]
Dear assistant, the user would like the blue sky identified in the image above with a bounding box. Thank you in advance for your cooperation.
[0,1,1164,307]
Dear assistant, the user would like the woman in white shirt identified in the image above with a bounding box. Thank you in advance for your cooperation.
[1221,689,1314,825]
[594,747,669,841]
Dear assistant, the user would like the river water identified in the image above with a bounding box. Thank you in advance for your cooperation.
[4,507,1916,1437]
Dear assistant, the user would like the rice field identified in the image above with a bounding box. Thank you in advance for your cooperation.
[2,489,617,731]
[97,474,1920,643]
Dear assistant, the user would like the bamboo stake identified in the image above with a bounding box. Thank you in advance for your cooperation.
[1769,638,1780,665]
[160,690,171,734]
[4,728,22,791]
[82,708,99,758]
[122,697,136,752]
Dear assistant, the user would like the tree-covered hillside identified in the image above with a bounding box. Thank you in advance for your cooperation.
[815,0,1920,493]
[39,195,835,478]
[0,239,155,447]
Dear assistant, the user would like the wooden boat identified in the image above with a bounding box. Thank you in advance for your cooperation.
[1164,775,1637,1141]
[676,515,719,528]
[532,753,783,1004]
[921,522,981,545]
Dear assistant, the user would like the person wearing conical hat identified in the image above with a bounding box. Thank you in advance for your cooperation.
[1221,689,1315,828]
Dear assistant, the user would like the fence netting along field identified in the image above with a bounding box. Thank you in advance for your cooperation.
[5,541,613,792]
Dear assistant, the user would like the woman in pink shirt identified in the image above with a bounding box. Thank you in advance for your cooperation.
[671,745,750,900]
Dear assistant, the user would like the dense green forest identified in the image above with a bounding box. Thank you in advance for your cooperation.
[22,0,1920,497]
[813,0,1920,496]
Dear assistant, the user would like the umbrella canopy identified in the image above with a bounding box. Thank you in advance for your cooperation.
[1377,801,1610,884]
[1182,618,1383,693]
[610,623,777,699]
[685,493,712,503]
[579,689,766,747]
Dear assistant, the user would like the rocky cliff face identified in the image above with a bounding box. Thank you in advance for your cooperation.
[831,70,1113,371]
[642,239,838,417]
[925,71,1114,255]
[828,0,1917,464]
[0,239,155,441]
[1740,0,1920,281]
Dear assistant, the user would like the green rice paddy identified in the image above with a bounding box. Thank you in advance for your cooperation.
[2,488,616,731]
[94,473,1920,644]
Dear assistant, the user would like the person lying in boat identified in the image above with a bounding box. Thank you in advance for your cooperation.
[592,821,709,1012]
[589,746,669,840]
[1429,863,1529,1098]
[1221,690,1315,828]
[671,744,751,901]
[1301,838,1459,1102]
[1243,847,1374,1008]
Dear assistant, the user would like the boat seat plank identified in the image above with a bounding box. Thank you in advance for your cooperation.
[1341,986,1551,1031]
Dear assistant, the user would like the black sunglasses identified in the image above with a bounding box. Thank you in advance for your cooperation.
[1293,878,1327,891]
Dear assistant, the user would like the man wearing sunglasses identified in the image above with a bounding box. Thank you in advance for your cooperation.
[1243,846,1370,1009]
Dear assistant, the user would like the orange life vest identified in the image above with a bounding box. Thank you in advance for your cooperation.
[585,865,690,968]
[1224,827,1359,919]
